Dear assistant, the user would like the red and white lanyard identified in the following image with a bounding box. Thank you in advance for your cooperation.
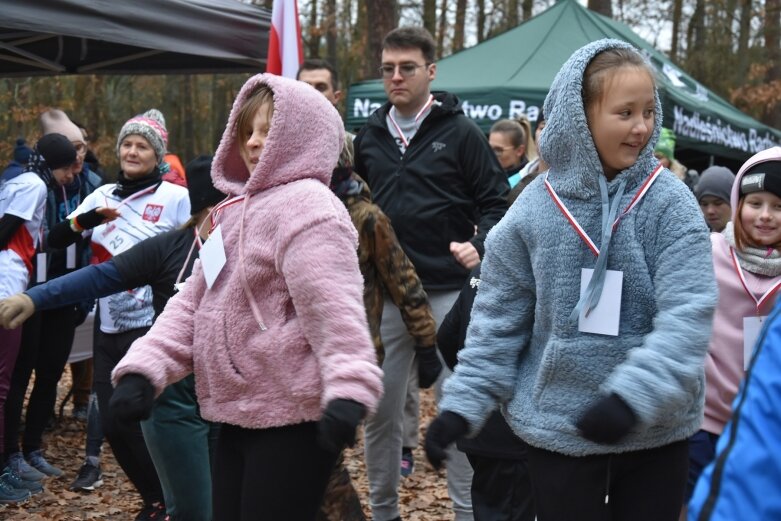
[387,95,435,149]
[544,163,664,256]
[729,247,781,315]
[104,183,158,210]
[209,194,247,233]
[174,227,203,289]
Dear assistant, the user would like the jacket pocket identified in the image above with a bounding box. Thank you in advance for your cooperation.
[192,309,248,402]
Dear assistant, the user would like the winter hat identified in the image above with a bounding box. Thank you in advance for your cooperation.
[695,166,735,203]
[13,138,33,164]
[35,133,77,170]
[185,155,226,215]
[116,109,168,164]
[655,127,676,161]
[740,160,781,199]
[39,109,85,145]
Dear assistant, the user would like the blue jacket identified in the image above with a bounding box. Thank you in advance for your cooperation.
[439,39,717,457]
[688,298,781,520]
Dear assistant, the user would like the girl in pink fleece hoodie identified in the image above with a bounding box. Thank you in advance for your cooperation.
[108,74,384,520]
[686,146,781,504]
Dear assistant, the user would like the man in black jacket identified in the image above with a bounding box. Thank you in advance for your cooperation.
[353,26,509,521]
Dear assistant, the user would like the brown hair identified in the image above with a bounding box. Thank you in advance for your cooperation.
[383,27,437,63]
[490,119,525,148]
[235,84,275,154]
[582,47,655,111]
[733,196,781,251]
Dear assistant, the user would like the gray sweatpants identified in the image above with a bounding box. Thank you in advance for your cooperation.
[364,290,474,521]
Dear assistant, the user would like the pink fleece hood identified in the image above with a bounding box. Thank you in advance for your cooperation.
[211,73,345,196]
[731,146,781,221]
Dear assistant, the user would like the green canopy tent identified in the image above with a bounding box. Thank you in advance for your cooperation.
[346,0,781,167]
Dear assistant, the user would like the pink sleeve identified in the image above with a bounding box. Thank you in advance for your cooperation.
[279,214,384,414]
[112,260,206,395]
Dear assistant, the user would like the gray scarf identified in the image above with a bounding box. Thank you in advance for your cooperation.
[723,221,781,277]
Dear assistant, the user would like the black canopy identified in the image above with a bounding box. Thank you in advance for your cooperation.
[0,0,271,76]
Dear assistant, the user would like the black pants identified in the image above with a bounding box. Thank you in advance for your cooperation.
[525,439,689,521]
[467,454,535,521]
[4,306,76,455]
[212,422,339,521]
[94,326,163,506]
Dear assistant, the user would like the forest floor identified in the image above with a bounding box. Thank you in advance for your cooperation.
[2,378,455,520]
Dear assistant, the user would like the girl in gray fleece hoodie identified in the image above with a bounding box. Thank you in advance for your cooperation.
[426,39,717,521]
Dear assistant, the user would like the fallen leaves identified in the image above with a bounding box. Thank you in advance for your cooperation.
[6,383,453,519]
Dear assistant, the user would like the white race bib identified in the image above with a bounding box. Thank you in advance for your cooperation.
[36,252,47,283]
[66,244,77,269]
[743,316,766,370]
[200,225,227,289]
[578,268,623,336]
[100,223,133,256]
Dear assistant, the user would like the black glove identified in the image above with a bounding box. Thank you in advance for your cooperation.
[109,374,155,422]
[576,393,637,444]
[317,399,366,453]
[416,345,443,389]
[424,411,469,470]
[75,208,108,230]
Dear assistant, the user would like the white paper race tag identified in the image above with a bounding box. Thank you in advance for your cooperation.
[743,316,766,370]
[36,252,47,283]
[578,268,623,336]
[66,244,77,269]
[200,225,227,289]
[100,223,133,256]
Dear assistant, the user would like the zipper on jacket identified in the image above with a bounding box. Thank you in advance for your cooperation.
[696,302,781,520]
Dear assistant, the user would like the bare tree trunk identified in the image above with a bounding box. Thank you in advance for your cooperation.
[453,0,468,51]
[736,0,752,81]
[766,0,781,127]
[522,0,533,20]
[307,0,320,58]
[587,0,612,17]
[687,0,706,54]
[325,0,337,66]
[671,0,683,62]
[476,0,486,43]
[508,0,519,28]
[366,0,397,78]
[436,0,448,58]
[423,0,437,37]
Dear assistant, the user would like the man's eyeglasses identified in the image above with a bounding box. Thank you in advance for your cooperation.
[379,63,429,79]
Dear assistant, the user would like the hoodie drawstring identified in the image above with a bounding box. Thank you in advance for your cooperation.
[238,194,267,331]
[605,454,612,505]
[570,175,627,323]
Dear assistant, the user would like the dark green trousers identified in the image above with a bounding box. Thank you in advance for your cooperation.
[141,375,219,521]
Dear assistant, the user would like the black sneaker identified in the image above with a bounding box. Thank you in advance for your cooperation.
[68,462,103,491]
[0,473,30,504]
[1,467,43,495]
[400,447,414,478]
[135,501,166,520]
[72,404,89,422]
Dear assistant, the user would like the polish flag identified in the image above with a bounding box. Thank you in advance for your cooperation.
[266,0,303,78]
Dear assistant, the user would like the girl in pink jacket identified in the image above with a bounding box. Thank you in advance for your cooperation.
[109,74,384,520]
[686,146,781,504]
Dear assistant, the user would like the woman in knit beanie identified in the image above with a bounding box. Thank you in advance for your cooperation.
[40,109,189,519]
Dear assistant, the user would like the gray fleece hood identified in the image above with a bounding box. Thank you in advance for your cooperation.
[538,38,662,199]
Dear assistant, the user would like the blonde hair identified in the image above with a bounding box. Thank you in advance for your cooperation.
[235,84,275,154]
[515,114,538,162]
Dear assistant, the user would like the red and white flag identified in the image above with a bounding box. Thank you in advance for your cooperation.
[266,0,303,78]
